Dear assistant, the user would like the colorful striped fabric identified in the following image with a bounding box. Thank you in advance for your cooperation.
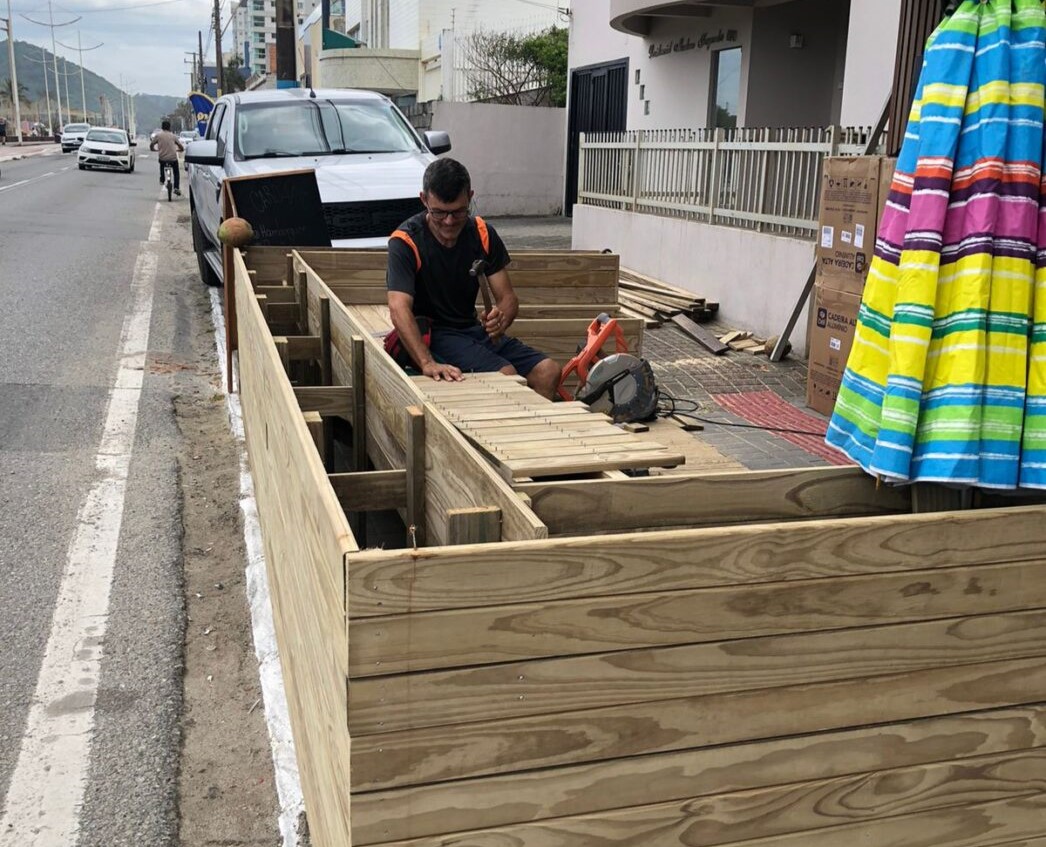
[826,0,1046,489]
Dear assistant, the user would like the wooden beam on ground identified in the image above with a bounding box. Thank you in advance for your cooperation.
[406,406,427,547]
[329,470,407,513]
[293,386,354,419]
[671,313,729,354]
[446,507,502,545]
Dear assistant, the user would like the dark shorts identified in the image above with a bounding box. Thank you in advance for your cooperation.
[429,325,548,376]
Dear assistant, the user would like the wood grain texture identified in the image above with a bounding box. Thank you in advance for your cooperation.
[347,609,1046,735]
[293,386,353,419]
[234,249,355,847]
[447,507,502,545]
[350,706,1046,843]
[349,655,1046,791]
[329,470,406,512]
[345,505,1046,618]
[517,466,911,533]
[363,747,1046,846]
[348,560,1046,675]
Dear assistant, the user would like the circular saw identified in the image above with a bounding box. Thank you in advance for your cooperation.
[575,353,659,424]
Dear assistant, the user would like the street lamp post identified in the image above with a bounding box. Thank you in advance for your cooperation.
[21,0,79,128]
[1,0,24,143]
[57,32,102,123]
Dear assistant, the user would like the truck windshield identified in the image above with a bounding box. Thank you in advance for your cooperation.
[234,99,421,159]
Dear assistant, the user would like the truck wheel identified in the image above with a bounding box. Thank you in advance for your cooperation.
[191,206,223,288]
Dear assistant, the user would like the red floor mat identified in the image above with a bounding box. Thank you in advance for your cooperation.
[711,391,853,466]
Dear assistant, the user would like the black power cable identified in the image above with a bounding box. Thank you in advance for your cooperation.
[658,392,830,438]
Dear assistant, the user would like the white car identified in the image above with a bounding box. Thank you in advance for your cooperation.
[61,122,91,153]
[184,88,450,286]
[78,127,136,173]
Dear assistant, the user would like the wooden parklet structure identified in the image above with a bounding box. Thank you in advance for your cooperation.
[234,244,1046,847]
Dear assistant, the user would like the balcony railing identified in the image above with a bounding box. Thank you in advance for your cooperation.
[577,126,883,239]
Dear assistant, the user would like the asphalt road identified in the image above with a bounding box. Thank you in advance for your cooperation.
[0,146,272,846]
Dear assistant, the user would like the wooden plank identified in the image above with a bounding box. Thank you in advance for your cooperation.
[273,335,321,361]
[500,448,685,479]
[266,302,300,326]
[329,470,407,513]
[362,747,1046,846]
[350,705,1046,844]
[406,406,427,548]
[517,466,912,534]
[273,337,290,376]
[254,284,298,304]
[319,295,332,387]
[446,506,502,545]
[351,337,367,470]
[303,410,323,459]
[293,386,353,419]
[348,608,1046,735]
[232,249,355,847]
[349,655,1046,790]
[346,505,1046,618]
[671,312,729,354]
[348,559,1046,676]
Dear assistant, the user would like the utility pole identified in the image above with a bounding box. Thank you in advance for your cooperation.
[198,30,205,90]
[22,0,79,128]
[61,56,71,120]
[275,0,297,88]
[213,0,223,96]
[58,31,103,123]
[1,0,24,143]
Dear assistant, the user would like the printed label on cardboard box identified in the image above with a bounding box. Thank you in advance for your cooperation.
[821,226,834,249]
[854,223,865,249]
[841,230,853,245]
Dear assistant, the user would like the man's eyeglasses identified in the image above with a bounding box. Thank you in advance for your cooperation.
[427,206,469,222]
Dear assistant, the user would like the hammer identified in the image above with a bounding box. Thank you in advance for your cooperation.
[470,259,501,340]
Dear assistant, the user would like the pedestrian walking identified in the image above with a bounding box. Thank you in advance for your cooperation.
[0,117,8,146]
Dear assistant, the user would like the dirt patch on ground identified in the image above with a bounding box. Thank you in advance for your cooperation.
[175,305,279,845]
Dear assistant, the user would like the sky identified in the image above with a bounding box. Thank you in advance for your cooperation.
[7,0,221,97]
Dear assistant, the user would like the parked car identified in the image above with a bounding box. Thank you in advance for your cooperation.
[184,88,450,287]
[60,122,91,153]
[77,127,136,173]
[179,129,199,144]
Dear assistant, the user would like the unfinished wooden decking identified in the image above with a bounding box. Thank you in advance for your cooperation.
[234,244,1046,847]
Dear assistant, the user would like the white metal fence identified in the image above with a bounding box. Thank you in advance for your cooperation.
[577,126,883,239]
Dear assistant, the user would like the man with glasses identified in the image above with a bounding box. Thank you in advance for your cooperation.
[386,158,560,399]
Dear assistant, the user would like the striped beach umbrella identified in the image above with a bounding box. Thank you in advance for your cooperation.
[826,0,1046,489]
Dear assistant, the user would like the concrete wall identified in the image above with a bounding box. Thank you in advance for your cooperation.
[840,0,902,126]
[747,0,850,127]
[316,48,420,95]
[573,205,814,356]
[431,101,567,216]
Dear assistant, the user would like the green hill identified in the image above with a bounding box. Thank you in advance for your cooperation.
[0,38,181,133]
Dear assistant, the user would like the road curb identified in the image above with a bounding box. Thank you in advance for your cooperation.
[0,144,61,163]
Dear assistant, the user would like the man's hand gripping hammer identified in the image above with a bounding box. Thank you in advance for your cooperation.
[470,259,501,340]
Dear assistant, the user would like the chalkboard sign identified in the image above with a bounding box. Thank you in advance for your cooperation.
[226,169,331,247]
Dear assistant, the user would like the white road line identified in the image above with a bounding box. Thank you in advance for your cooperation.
[208,289,303,847]
[0,205,162,846]
[0,170,60,193]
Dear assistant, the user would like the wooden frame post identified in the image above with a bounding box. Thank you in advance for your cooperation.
[447,506,502,545]
[406,406,427,548]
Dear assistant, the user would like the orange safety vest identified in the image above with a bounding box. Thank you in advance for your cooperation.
[390,216,490,272]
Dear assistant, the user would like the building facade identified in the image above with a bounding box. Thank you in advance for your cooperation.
[567,0,909,355]
[238,0,322,78]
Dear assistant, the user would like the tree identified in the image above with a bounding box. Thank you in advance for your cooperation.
[223,55,247,94]
[460,25,567,107]
[0,77,30,113]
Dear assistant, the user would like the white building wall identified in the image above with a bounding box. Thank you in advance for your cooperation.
[431,101,567,215]
[389,0,419,49]
[573,206,815,356]
[840,0,903,126]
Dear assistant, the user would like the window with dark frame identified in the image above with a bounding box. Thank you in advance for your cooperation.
[710,46,741,129]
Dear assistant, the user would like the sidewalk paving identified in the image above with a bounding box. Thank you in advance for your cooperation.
[0,141,60,163]
[492,214,842,473]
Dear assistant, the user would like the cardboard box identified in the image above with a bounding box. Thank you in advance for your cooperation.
[815,156,895,296]
[806,279,861,417]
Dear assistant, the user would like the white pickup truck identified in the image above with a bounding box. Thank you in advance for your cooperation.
[184,88,451,287]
